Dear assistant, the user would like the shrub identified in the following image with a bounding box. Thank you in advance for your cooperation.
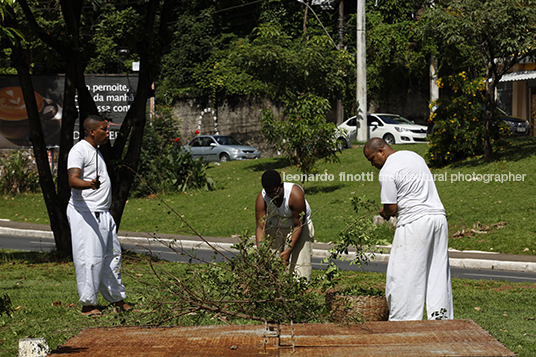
[131,107,214,196]
[326,196,387,266]
[0,150,40,194]
[134,234,325,325]
[261,94,340,179]
[425,73,510,167]
[163,146,214,192]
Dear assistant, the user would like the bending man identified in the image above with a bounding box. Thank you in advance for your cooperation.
[363,138,453,321]
[255,170,314,281]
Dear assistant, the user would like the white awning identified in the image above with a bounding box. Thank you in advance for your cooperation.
[500,70,536,82]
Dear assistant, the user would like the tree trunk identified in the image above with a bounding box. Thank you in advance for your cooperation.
[108,0,172,229]
[11,0,172,248]
[11,45,73,255]
[483,70,498,163]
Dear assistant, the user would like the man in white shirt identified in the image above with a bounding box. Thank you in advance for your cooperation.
[363,137,453,321]
[67,115,132,316]
[255,170,314,280]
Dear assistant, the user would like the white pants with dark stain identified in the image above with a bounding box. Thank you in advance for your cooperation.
[266,220,314,281]
[386,214,453,321]
[67,206,127,306]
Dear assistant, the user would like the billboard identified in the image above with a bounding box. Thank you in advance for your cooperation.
[0,74,138,148]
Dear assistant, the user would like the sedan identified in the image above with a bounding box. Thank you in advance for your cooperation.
[185,135,261,162]
[497,109,529,136]
[336,114,428,146]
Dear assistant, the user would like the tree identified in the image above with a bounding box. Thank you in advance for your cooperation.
[364,0,430,112]
[424,73,510,167]
[0,0,21,45]
[422,0,536,162]
[194,21,352,176]
[261,94,340,178]
[4,0,173,254]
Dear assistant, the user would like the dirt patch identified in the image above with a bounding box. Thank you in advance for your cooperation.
[494,284,536,292]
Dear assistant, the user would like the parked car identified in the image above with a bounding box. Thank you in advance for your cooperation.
[426,108,530,137]
[335,117,358,149]
[336,114,428,147]
[497,108,530,136]
[184,135,261,162]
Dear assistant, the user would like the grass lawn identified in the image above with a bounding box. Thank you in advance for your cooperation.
[1,138,535,356]
[2,136,535,256]
[0,251,535,356]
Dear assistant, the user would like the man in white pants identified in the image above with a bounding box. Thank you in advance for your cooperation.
[255,170,314,281]
[67,115,132,316]
[363,138,453,321]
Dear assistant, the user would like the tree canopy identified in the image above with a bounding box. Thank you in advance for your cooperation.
[2,0,174,254]
[422,0,536,162]
[3,0,536,253]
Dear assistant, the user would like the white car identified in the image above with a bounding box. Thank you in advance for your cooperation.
[336,114,428,146]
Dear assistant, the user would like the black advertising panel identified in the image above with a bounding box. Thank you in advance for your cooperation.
[0,74,138,148]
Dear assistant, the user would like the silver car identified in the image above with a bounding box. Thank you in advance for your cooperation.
[185,135,261,162]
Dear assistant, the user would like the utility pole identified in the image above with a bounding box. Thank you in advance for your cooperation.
[336,0,344,125]
[429,2,438,126]
[430,54,439,111]
[356,0,368,142]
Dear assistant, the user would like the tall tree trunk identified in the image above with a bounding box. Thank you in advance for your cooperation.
[108,0,173,229]
[11,45,73,255]
[12,0,172,246]
[483,68,498,163]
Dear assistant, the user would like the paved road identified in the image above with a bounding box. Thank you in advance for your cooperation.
[1,221,536,283]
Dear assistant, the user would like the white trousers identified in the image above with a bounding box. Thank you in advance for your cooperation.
[67,206,126,306]
[266,220,314,281]
[386,214,453,321]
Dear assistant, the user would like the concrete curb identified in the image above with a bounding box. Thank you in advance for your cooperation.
[3,226,536,273]
[0,227,54,239]
[118,235,536,273]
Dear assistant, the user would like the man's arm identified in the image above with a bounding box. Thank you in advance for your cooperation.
[68,168,100,190]
[255,192,267,247]
[280,185,307,263]
[380,203,397,220]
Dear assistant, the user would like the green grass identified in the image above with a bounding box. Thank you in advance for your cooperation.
[1,138,535,356]
[2,136,535,256]
[0,251,535,356]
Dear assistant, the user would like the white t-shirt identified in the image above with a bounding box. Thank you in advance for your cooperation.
[67,139,112,211]
[379,150,445,227]
[262,182,311,229]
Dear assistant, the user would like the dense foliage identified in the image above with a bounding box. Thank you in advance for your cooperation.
[138,235,325,325]
[261,94,340,177]
[365,0,430,111]
[422,0,536,162]
[85,7,142,74]
[132,106,214,197]
[425,73,510,167]
[0,149,39,194]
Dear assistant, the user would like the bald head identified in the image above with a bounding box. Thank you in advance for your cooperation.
[363,137,389,154]
[363,138,395,169]
[83,115,106,136]
[82,115,109,147]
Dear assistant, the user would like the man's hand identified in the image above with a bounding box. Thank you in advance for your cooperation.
[380,203,398,220]
[280,248,292,265]
[68,168,100,190]
[379,206,389,220]
[89,176,101,190]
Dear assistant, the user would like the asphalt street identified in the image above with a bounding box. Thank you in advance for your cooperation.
[2,219,536,283]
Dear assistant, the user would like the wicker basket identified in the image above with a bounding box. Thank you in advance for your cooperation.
[326,293,389,322]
